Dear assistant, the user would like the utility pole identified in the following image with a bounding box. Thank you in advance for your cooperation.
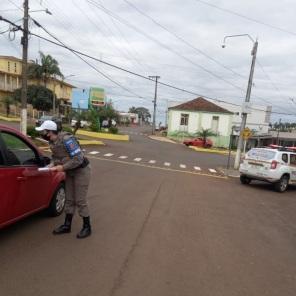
[149,75,160,135]
[20,0,29,135]
[233,39,258,169]
[276,118,282,145]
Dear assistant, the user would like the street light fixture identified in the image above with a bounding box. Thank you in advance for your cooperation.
[63,74,75,80]
[29,9,52,15]
[222,34,258,170]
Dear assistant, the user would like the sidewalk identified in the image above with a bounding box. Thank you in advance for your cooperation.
[219,167,240,178]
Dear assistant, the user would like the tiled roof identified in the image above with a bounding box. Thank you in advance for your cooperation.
[169,97,232,114]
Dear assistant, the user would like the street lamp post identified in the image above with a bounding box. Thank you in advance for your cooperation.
[222,34,258,170]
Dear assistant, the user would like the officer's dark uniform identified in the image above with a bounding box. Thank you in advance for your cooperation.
[51,132,91,238]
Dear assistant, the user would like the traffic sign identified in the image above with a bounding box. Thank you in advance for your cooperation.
[242,128,252,140]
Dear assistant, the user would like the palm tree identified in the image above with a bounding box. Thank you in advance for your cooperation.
[28,51,63,87]
[195,128,216,147]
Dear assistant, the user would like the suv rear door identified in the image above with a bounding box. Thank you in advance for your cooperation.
[289,153,296,181]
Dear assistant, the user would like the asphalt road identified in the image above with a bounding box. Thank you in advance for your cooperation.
[1,158,296,296]
[1,125,296,296]
[93,126,233,171]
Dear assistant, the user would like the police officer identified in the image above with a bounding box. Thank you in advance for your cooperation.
[36,120,92,239]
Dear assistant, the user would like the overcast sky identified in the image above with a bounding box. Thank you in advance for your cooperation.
[1,0,296,123]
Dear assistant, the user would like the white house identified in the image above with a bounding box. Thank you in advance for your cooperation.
[216,102,272,136]
[168,97,233,148]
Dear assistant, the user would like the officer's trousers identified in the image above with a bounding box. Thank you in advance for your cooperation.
[65,165,91,217]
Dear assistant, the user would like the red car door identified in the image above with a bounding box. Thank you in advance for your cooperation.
[0,146,21,225]
[0,131,52,222]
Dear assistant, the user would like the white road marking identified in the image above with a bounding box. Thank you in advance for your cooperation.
[194,166,201,171]
[89,151,100,155]
[149,160,156,164]
[134,158,142,162]
[209,169,217,173]
[180,164,186,169]
[164,162,171,166]
[104,153,114,157]
[119,156,128,159]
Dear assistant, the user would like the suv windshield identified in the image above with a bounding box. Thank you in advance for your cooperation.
[247,149,276,161]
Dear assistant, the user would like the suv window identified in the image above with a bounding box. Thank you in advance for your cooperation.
[282,153,288,163]
[1,132,38,166]
[290,154,296,166]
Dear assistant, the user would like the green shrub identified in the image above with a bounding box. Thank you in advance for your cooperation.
[27,125,39,139]
[62,126,73,134]
[109,126,118,134]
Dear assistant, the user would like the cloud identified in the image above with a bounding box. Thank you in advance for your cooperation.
[1,0,296,123]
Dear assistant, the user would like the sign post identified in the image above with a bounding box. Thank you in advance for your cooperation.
[242,128,252,156]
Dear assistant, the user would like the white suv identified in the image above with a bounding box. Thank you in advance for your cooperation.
[239,148,296,192]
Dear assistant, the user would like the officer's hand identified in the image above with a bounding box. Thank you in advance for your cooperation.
[50,165,64,172]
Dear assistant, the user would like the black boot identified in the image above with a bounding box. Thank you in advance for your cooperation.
[53,214,73,235]
[77,216,91,239]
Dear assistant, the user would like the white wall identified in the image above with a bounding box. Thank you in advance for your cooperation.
[200,113,232,136]
[217,102,271,135]
[168,110,232,136]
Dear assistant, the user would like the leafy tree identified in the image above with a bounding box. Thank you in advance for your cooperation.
[69,108,89,135]
[13,85,53,112]
[128,106,151,123]
[194,128,216,147]
[97,103,119,127]
[128,106,137,113]
[2,96,15,117]
[87,108,100,132]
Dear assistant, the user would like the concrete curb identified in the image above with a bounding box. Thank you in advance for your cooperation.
[77,130,129,141]
[79,140,105,145]
[0,115,21,122]
[189,146,235,156]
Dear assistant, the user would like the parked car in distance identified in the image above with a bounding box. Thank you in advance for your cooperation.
[0,124,66,229]
[36,115,62,131]
[183,138,213,148]
[239,147,296,192]
[71,119,90,128]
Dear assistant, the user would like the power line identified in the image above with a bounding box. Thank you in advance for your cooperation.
[31,19,148,101]
[1,15,296,117]
[122,0,246,79]
[86,0,284,110]
[86,0,249,93]
[195,0,296,37]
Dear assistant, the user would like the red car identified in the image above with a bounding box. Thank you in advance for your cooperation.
[0,125,66,229]
[183,137,213,148]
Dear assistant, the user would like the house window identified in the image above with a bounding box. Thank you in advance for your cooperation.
[8,62,10,72]
[14,63,17,73]
[180,114,189,126]
[211,116,219,133]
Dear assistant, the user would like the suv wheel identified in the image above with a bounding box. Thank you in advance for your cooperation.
[240,175,252,185]
[274,175,289,193]
[47,183,66,216]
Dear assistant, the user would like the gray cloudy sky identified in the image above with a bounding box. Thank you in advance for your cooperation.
[1,0,296,123]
